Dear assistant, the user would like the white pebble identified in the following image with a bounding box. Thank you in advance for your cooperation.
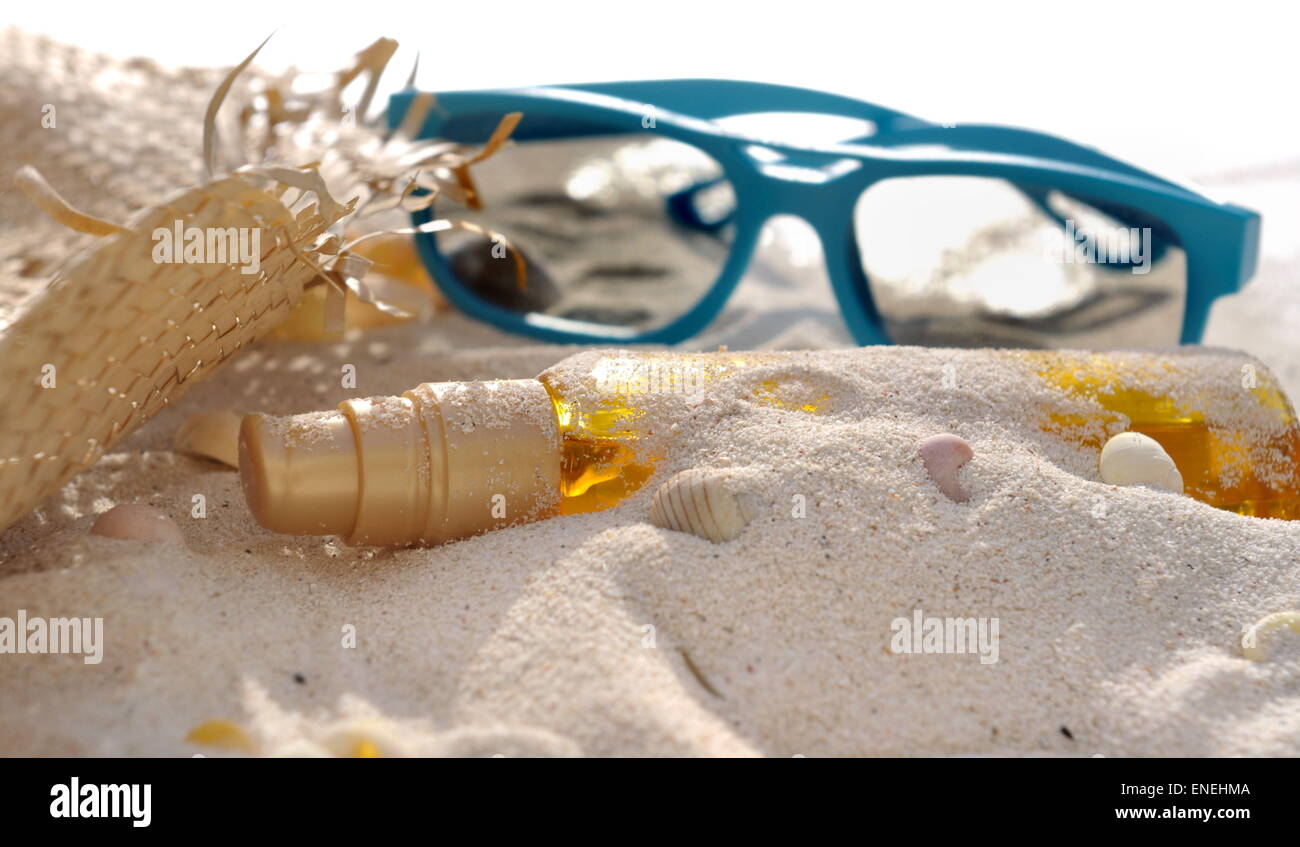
[1098,432,1183,494]
[90,504,186,545]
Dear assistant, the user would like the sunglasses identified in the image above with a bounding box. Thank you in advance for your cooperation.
[386,80,1259,348]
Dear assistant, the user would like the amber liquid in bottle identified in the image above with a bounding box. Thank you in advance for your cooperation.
[1031,351,1300,519]
[539,349,1300,521]
[540,376,658,516]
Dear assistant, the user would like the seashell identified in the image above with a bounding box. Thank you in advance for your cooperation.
[175,410,243,468]
[1242,610,1300,662]
[917,434,974,502]
[90,503,185,545]
[1099,432,1183,494]
[649,468,760,543]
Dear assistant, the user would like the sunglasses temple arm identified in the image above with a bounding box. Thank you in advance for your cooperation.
[392,93,636,144]
[1019,186,1176,269]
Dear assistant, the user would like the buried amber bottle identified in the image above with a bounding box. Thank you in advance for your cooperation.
[237,348,1300,546]
[1026,350,1300,519]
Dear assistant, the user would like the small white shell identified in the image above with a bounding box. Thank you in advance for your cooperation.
[1099,431,1184,494]
[1242,610,1300,662]
[649,468,759,543]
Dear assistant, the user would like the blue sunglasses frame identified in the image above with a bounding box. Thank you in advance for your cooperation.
[387,79,1260,347]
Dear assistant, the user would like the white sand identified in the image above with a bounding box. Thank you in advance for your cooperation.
[3,329,1300,757]
[4,29,1300,757]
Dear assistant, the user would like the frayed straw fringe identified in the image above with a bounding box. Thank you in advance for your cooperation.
[0,35,525,535]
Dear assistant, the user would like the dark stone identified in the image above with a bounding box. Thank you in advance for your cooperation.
[447,237,561,314]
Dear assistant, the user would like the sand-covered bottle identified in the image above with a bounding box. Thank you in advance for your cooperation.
[238,347,1300,545]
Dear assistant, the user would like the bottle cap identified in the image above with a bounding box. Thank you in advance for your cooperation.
[239,378,562,545]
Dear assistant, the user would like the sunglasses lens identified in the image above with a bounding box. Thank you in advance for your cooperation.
[853,176,1187,348]
[424,114,735,333]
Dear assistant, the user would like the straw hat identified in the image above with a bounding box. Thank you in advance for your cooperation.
[0,28,516,534]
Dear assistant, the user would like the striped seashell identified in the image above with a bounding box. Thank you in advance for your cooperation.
[649,468,760,543]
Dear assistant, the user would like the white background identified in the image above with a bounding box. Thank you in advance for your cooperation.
[9,0,1298,179]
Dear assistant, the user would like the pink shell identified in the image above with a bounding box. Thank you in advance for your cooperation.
[917,434,975,503]
[90,504,185,545]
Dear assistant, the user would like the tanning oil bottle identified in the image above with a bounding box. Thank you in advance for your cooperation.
[237,348,1300,546]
